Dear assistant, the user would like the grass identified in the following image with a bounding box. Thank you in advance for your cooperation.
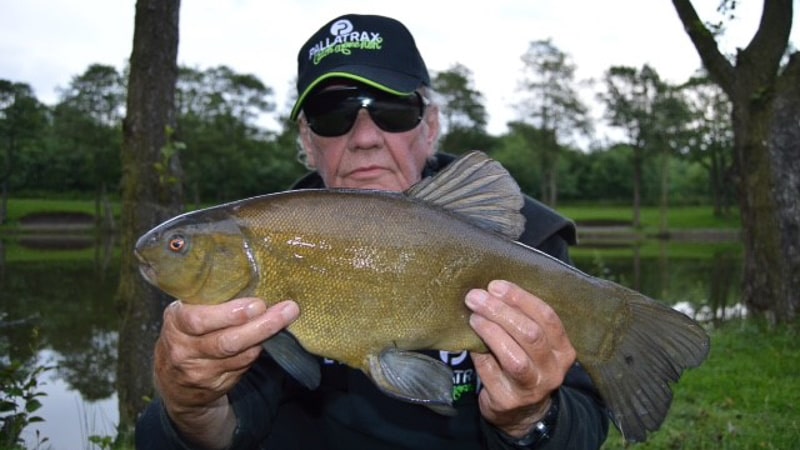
[601,320,800,449]
[0,238,109,263]
[557,205,741,230]
[2,198,108,223]
[570,240,743,260]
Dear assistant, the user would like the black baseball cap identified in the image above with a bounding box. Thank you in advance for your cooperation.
[290,14,431,120]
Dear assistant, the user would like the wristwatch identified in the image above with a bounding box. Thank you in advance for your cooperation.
[502,393,560,448]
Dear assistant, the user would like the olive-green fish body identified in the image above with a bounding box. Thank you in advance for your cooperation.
[135,151,709,442]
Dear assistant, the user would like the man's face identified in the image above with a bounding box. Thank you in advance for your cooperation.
[299,84,440,192]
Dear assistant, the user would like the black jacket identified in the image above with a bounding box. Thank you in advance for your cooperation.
[135,153,609,449]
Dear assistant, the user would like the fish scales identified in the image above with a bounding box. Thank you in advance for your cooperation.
[237,190,495,366]
[236,189,626,362]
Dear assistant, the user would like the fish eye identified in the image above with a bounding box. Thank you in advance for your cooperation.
[167,234,187,253]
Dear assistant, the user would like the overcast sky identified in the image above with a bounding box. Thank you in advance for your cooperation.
[2,0,797,139]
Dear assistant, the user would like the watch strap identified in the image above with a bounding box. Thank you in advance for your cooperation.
[502,392,560,448]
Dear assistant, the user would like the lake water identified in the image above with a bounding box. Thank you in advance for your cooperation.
[0,235,743,449]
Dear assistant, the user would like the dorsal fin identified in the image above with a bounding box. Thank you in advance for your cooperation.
[406,151,525,239]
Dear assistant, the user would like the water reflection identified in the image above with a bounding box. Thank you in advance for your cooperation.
[572,242,744,324]
[0,236,742,449]
[0,237,119,449]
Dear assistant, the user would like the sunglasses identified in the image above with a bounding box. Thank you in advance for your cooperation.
[302,86,429,137]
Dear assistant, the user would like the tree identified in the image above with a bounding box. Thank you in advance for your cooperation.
[0,81,47,224]
[177,65,272,127]
[116,0,182,435]
[681,75,735,216]
[577,144,635,203]
[55,64,126,228]
[600,64,691,231]
[651,84,694,235]
[175,65,279,203]
[600,65,662,227]
[672,0,799,322]
[58,64,126,126]
[514,39,590,206]
[432,64,496,154]
[495,121,545,196]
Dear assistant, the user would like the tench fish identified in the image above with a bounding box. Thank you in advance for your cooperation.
[135,151,709,442]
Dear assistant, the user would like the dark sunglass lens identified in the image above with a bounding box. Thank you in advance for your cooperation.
[303,90,361,137]
[303,88,424,136]
[369,93,423,132]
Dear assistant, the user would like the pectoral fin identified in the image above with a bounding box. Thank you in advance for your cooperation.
[262,331,321,390]
[367,348,457,416]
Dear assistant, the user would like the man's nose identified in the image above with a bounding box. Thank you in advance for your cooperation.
[348,108,382,140]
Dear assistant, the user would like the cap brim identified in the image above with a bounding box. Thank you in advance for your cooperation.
[290,66,424,121]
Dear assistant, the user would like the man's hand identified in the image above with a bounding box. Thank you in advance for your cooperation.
[153,297,299,449]
[466,280,576,438]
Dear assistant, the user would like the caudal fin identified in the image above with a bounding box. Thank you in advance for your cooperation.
[584,287,710,442]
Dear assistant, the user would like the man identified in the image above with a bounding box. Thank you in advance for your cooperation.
[136,13,609,449]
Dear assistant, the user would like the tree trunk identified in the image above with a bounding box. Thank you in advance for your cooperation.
[658,147,670,237]
[631,146,643,228]
[546,130,559,207]
[767,53,800,320]
[548,169,557,207]
[672,0,798,322]
[708,150,723,217]
[116,0,182,436]
[0,180,7,225]
[1,137,12,225]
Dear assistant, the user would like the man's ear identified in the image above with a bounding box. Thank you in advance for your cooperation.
[424,104,440,154]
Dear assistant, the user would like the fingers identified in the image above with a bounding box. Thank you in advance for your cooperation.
[170,297,299,335]
[465,280,576,434]
[469,313,534,380]
[166,298,299,357]
[154,298,300,409]
[466,281,573,365]
[170,297,266,336]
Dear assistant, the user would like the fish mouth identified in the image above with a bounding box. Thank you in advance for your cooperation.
[134,249,156,284]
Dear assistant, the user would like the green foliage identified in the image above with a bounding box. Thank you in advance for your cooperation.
[510,39,591,205]
[569,144,634,203]
[1,66,124,199]
[154,125,185,187]
[515,39,590,138]
[430,65,498,155]
[492,125,543,196]
[0,328,52,449]
[88,434,115,449]
[0,198,114,224]
[558,204,740,230]
[432,64,488,128]
[175,65,307,203]
[3,59,737,208]
[0,80,50,222]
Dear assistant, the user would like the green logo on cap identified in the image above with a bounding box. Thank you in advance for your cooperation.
[313,36,383,65]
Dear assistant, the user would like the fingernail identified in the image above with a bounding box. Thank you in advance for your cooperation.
[245,300,265,318]
[469,313,485,328]
[279,301,300,321]
[488,280,510,296]
[466,290,487,309]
